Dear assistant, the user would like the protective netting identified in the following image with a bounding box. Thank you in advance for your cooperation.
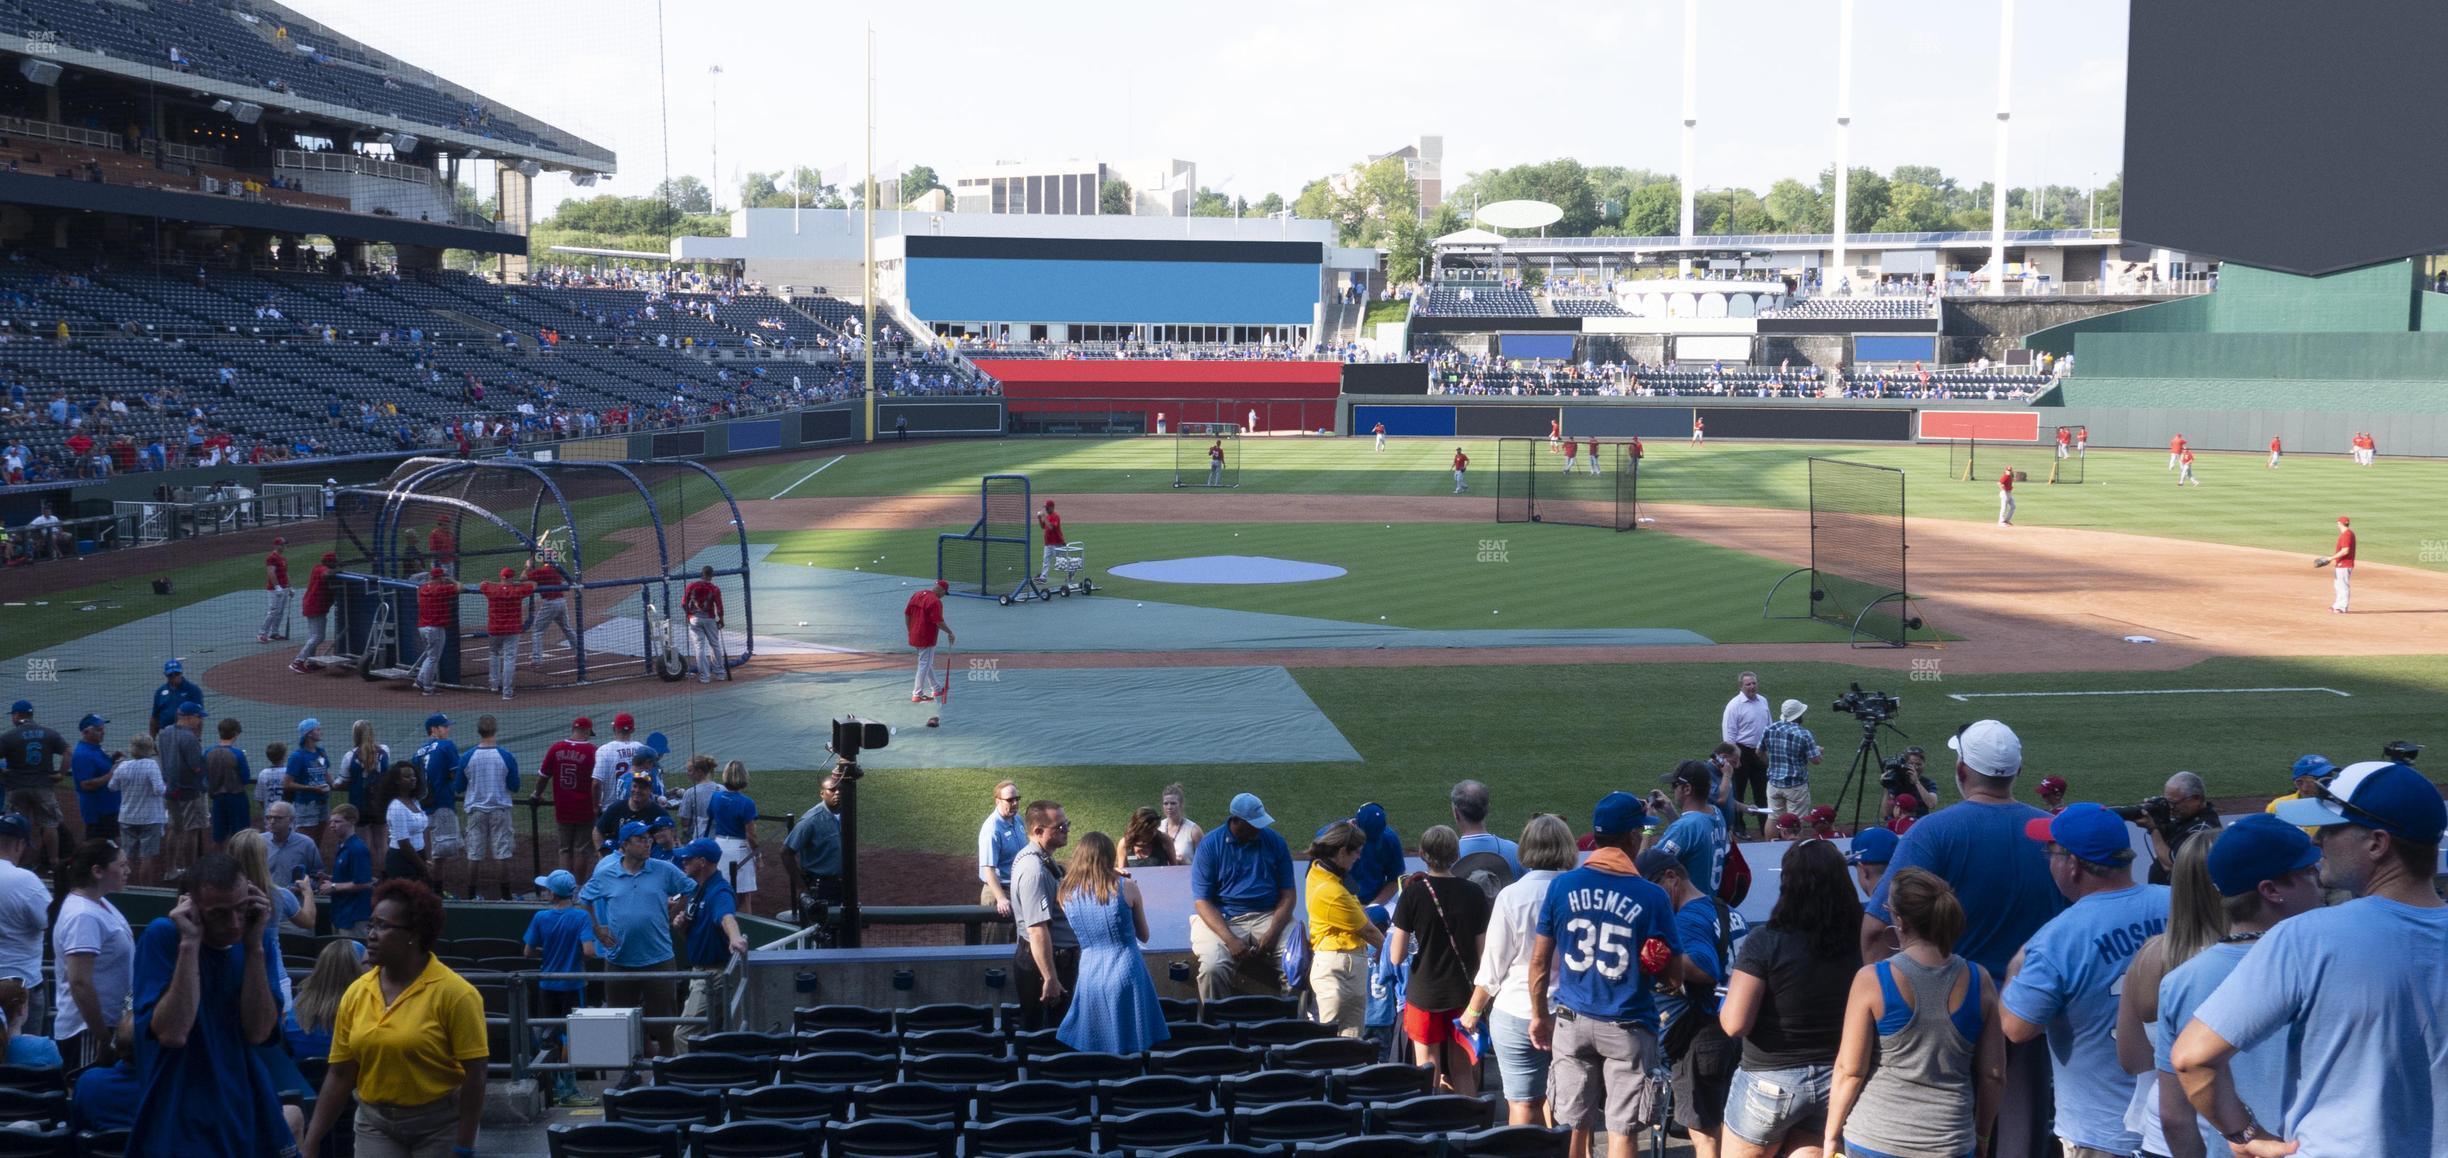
[938,474,1033,602]
[1949,438,2084,485]
[330,457,750,687]
[1495,438,1638,531]
[1808,458,1910,646]
[1174,426,1241,488]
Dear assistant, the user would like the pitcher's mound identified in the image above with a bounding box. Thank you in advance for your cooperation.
[1108,556,1347,584]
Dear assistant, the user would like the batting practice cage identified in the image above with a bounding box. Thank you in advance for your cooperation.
[1765,458,1922,647]
[1949,437,2084,485]
[938,474,1035,604]
[1495,437,1638,531]
[1174,424,1242,489]
[327,457,752,687]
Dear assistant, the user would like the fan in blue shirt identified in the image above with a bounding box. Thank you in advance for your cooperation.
[1533,792,1683,1027]
[1652,762,1729,895]
[1999,803,2169,1156]
[1316,802,1404,909]
[414,719,459,811]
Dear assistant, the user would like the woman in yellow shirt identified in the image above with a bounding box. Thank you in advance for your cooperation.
[1305,821,1384,1037]
[300,879,489,1158]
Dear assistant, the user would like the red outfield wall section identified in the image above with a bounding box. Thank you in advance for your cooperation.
[978,359,1344,432]
[1916,409,2043,441]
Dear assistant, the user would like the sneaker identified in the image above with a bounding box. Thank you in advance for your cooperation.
[558,1093,600,1108]
[257,634,270,643]
[925,716,940,728]
[288,661,309,674]
[912,692,933,703]
[501,692,514,701]
[422,687,438,697]
[614,1071,643,1091]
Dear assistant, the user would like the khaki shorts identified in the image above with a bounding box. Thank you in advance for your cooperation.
[122,822,164,858]
[4,787,60,828]
[428,807,463,859]
[1550,1008,1662,1137]
[171,794,211,832]
[464,808,515,861]
[1310,948,1368,1037]
[1767,783,1814,817]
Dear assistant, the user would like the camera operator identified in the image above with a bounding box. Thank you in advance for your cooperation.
[2132,771,2220,887]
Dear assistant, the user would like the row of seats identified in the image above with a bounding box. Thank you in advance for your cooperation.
[548,1118,1562,1158]
[1544,298,1626,317]
[1415,289,1539,317]
[613,1065,1449,1125]
[1761,297,1937,319]
[656,1037,1384,1089]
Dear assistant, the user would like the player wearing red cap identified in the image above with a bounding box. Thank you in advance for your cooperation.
[1372,421,1386,452]
[258,536,291,643]
[2168,433,2187,472]
[1691,415,1705,445]
[1998,469,2016,526]
[1034,501,1065,584]
[2268,435,2283,469]
[2178,447,2200,486]
[2037,775,2069,814]
[532,717,600,877]
[681,565,727,683]
[427,519,457,576]
[291,551,341,672]
[413,567,459,696]
[478,567,537,700]
[525,553,576,665]
[906,579,954,728]
[1452,447,1469,494]
[1562,438,1578,473]
[2057,426,2073,460]
[2319,516,2356,612]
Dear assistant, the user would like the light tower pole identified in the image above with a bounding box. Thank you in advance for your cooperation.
[708,64,723,211]
[1678,0,1698,278]
[1988,0,2016,294]
[1831,0,1855,295]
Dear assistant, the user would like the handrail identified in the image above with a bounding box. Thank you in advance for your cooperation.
[0,114,120,151]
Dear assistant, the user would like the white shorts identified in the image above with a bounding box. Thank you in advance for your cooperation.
[464,807,516,861]
[717,835,758,892]
[428,807,464,859]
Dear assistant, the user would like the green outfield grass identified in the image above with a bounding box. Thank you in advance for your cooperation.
[739,653,2439,857]
[723,437,2448,570]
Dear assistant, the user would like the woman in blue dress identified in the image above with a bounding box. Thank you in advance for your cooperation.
[1056,832,1170,1054]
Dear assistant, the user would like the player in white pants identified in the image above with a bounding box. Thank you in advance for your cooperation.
[527,596,574,660]
[1561,440,1577,473]
[1997,471,2016,526]
[682,565,729,683]
[1372,423,1386,451]
[1587,444,1603,476]
[416,626,447,693]
[261,585,291,641]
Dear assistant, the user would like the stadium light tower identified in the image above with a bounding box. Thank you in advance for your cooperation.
[1988,0,2015,294]
[708,64,724,212]
[1831,0,1855,295]
[1678,0,1698,278]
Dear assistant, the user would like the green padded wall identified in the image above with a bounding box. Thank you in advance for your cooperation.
[2205,261,2417,333]
[2076,331,2448,381]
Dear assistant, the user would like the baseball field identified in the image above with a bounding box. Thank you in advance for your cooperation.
[6,434,2443,905]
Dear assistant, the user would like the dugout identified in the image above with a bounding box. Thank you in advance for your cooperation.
[325,456,752,688]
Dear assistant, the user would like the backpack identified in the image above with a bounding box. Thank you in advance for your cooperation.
[1718,842,1753,908]
[203,745,245,796]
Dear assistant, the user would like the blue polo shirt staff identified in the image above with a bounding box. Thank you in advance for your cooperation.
[1188,792,1296,1004]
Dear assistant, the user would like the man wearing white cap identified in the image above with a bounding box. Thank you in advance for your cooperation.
[2173,761,2448,1157]
[1187,792,1296,1002]
[1861,718,2066,1158]
[1760,699,1822,818]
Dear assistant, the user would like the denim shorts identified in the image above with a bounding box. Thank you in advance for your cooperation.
[1488,1009,1547,1102]
[1722,1062,1833,1146]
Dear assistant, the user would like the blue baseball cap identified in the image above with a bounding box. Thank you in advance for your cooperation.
[2289,754,2334,784]
[677,838,722,864]
[2274,760,2448,843]
[617,821,651,842]
[0,813,26,841]
[645,731,670,757]
[533,869,578,897]
[425,714,451,730]
[162,659,182,675]
[632,747,661,765]
[2023,802,2136,864]
[7,700,30,715]
[297,717,321,738]
[1353,803,1388,839]
[77,714,106,730]
[1845,826,1901,866]
[2208,815,2322,897]
[648,815,675,832]
[176,702,204,718]
[1592,791,1647,835]
[1228,792,1274,829]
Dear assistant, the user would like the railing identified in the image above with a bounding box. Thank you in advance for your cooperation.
[275,147,433,184]
[1478,228,2125,249]
[159,141,226,167]
[0,114,120,151]
[502,965,737,1082]
[109,485,323,543]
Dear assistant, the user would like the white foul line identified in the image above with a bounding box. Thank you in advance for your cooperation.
[770,454,845,500]
[1945,687,2352,702]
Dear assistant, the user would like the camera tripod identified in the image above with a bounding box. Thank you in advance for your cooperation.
[1827,715,1909,834]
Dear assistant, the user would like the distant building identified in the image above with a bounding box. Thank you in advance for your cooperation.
[949,158,1197,216]
[1372,135,1443,221]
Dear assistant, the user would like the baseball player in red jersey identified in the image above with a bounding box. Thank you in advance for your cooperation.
[291,551,339,672]
[2168,433,2187,471]
[1997,469,2015,525]
[906,579,953,727]
[1561,438,1578,473]
[1585,438,1603,476]
[478,567,536,699]
[682,564,728,683]
[2319,516,2356,612]
[1206,440,1225,486]
[1451,447,1470,493]
[2269,435,2283,469]
[2056,426,2072,460]
[1549,417,1561,453]
[428,521,457,576]
[414,566,459,696]
[1691,415,1705,445]
[2178,447,2200,486]
[1372,422,1387,452]
[1631,435,1644,462]
[1035,501,1066,583]
[531,716,600,877]
[258,536,291,643]
[524,555,576,663]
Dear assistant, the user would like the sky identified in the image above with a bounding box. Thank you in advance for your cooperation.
[277,0,2130,221]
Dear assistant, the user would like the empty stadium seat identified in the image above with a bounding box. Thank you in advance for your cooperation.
[1156,1022,1231,1049]
[1217,1069,1326,1110]
[1364,1093,1500,1135]
[1233,1019,1338,1048]
[686,1030,795,1057]
[0,1066,63,1094]
[0,1090,65,1128]
[0,1126,71,1158]
[650,1052,775,1091]
[1100,1107,1229,1154]
[726,1083,853,1125]
[777,1051,898,1087]
[972,1078,1095,1121]
[1147,1046,1261,1078]
[685,1119,820,1158]
[602,1084,725,1128]
[902,1052,1020,1086]
[547,1122,683,1158]
[795,1029,899,1055]
[894,1003,997,1034]
[1027,1052,1141,1083]
[1202,995,1302,1025]
[1232,1100,1365,1145]
[1325,1064,1436,1104]
[1445,1124,1573,1157]
[822,1118,958,1158]
[899,1028,1004,1058]
[1266,1039,1381,1072]
[967,1115,1095,1158]
[849,1081,970,1125]
[1097,1074,1218,1117]
[1297,1138,1439,1158]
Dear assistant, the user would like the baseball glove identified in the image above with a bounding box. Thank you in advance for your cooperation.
[2313,557,2332,568]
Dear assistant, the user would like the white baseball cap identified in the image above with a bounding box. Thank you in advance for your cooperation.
[1949,719,2023,778]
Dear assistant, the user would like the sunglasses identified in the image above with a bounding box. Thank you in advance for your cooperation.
[2304,777,2399,832]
